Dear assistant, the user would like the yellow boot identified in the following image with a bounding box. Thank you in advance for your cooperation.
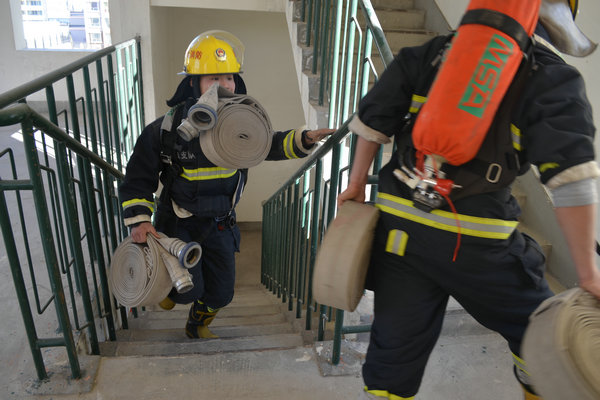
[522,385,543,400]
[158,296,175,310]
[185,300,219,339]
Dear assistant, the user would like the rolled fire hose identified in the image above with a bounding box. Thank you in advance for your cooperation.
[178,82,220,140]
[108,233,202,308]
[312,200,380,312]
[522,287,600,400]
[199,86,273,169]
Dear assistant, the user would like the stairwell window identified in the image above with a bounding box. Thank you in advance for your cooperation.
[11,0,111,51]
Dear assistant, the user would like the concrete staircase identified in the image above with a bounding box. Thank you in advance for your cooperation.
[285,0,438,129]
[99,285,306,358]
[7,4,564,399]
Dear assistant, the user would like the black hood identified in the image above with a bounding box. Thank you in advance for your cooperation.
[166,74,247,107]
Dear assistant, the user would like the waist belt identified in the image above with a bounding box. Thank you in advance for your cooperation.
[522,288,600,400]
[375,192,518,239]
[199,86,273,169]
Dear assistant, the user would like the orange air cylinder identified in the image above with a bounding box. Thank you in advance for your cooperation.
[411,0,540,167]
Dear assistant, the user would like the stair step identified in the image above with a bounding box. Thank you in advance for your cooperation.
[100,333,305,357]
[371,0,415,10]
[357,9,426,30]
[128,312,288,330]
[141,303,282,320]
[116,323,295,342]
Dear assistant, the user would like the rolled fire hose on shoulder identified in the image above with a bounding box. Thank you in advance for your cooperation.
[179,85,272,169]
[522,287,600,400]
[108,233,202,308]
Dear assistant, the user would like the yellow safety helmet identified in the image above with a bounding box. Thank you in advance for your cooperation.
[180,30,244,75]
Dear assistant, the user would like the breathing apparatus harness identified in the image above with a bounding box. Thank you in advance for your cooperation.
[394,2,541,260]
[405,11,538,211]
[398,34,533,214]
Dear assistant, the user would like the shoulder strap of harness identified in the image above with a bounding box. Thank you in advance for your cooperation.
[159,104,185,204]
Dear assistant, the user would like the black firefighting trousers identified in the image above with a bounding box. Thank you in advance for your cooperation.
[362,199,554,398]
[155,204,241,310]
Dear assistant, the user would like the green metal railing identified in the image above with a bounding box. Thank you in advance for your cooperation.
[262,0,393,365]
[0,37,143,381]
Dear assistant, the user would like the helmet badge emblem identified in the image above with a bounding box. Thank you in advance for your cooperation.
[215,48,227,61]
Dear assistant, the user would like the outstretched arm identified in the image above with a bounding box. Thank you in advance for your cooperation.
[554,204,600,299]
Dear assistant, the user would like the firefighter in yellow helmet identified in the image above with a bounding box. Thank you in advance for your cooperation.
[119,31,334,339]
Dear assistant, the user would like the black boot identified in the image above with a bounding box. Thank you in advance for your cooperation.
[185,300,219,339]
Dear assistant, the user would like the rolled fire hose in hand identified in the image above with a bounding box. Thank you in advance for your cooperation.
[199,86,273,169]
[109,233,202,307]
[522,288,600,400]
[312,200,379,312]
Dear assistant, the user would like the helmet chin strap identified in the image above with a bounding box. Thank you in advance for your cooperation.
[539,0,597,57]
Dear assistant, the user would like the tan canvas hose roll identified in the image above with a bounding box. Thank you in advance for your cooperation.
[199,86,273,169]
[312,200,380,312]
[109,234,200,307]
[522,287,600,400]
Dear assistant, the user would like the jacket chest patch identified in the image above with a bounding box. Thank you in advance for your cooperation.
[177,151,196,161]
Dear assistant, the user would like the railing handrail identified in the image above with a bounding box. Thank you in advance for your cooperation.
[262,0,399,367]
[0,37,140,110]
[0,103,124,179]
[0,35,142,381]
[359,0,393,67]
[266,119,351,202]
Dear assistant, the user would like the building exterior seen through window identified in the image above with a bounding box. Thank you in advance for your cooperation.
[19,0,111,50]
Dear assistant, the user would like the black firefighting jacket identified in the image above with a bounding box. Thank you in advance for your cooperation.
[119,104,315,227]
[353,34,596,221]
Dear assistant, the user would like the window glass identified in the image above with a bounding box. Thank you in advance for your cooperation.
[16,0,111,50]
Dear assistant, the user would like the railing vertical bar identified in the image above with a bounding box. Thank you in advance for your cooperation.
[296,172,311,319]
[328,0,344,128]
[0,182,48,381]
[318,0,332,106]
[106,54,122,172]
[21,117,81,378]
[291,179,301,313]
[311,0,322,74]
[305,0,314,46]
[115,49,130,155]
[95,59,119,252]
[275,194,283,298]
[46,85,101,355]
[134,40,145,139]
[306,159,323,330]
